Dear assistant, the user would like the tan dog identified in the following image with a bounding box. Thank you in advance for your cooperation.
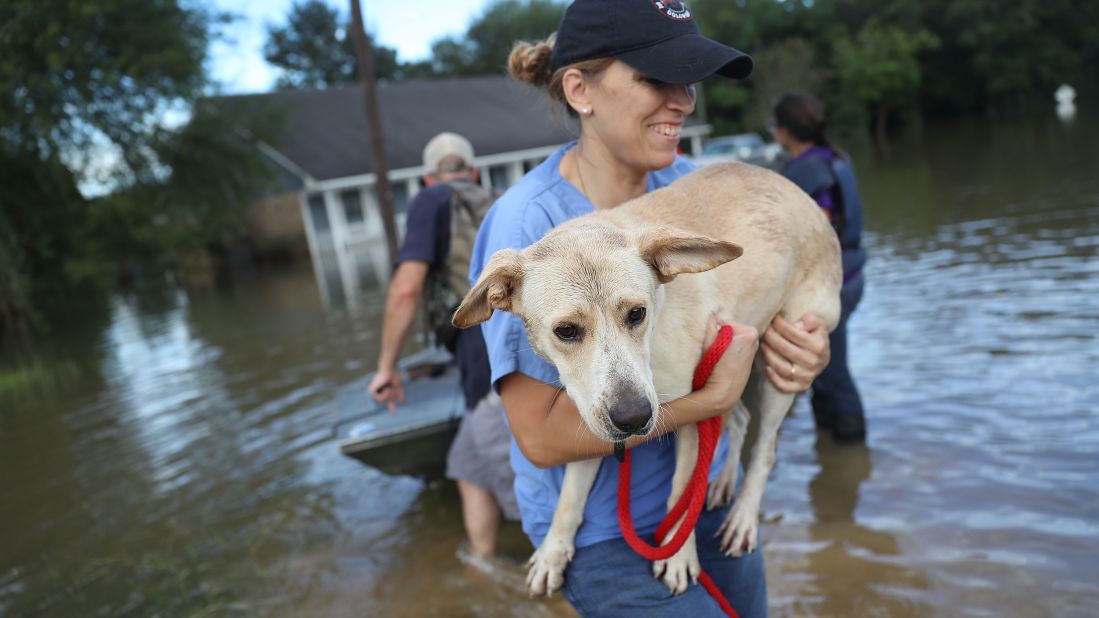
[453,162,842,596]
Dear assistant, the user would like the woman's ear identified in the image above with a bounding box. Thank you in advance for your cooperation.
[561,67,592,116]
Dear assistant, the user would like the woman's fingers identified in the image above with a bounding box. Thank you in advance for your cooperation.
[761,313,831,393]
[762,323,816,369]
[768,314,815,349]
[798,312,827,333]
[698,319,759,410]
[792,314,831,372]
[759,340,806,391]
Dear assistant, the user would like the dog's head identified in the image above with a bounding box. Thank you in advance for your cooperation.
[453,220,742,442]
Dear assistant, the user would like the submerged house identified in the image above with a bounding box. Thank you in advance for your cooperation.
[211,76,716,306]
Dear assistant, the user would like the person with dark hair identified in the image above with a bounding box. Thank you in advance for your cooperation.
[770,92,868,443]
[467,2,836,615]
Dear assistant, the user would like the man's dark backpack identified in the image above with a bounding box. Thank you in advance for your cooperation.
[426,180,499,352]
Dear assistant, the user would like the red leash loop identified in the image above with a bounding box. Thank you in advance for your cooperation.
[616,324,739,617]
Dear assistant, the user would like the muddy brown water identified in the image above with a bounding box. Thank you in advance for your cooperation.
[2,110,1098,617]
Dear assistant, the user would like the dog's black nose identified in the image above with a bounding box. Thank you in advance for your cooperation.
[609,395,652,435]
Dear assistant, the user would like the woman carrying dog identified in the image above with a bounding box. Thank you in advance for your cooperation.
[469,1,831,615]
[770,92,868,443]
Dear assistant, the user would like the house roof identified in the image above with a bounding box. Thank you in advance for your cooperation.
[207,76,578,182]
[206,75,707,183]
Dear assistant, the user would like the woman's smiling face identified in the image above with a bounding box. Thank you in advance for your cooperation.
[583,60,697,173]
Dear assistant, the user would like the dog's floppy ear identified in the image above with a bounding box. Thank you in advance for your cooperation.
[635,226,743,283]
[452,248,523,328]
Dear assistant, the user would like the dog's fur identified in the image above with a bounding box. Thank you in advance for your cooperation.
[453,162,842,596]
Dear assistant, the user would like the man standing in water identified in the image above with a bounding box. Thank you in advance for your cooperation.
[369,132,518,560]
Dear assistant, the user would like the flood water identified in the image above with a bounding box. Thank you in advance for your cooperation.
[3,109,1098,617]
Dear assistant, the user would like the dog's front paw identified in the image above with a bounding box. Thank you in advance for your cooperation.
[526,536,574,596]
[717,501,759,557]
[652,532,700,595]
[706,461,739,510]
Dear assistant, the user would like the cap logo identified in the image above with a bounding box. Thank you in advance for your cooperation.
[651,0,692,20]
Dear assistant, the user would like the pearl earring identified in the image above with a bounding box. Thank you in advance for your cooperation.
[581,107,591,115]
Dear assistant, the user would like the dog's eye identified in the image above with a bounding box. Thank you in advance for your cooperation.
[627,307,646,326]
[554,324,580,341]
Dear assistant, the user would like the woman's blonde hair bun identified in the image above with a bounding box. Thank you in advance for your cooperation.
[508,33,556,88]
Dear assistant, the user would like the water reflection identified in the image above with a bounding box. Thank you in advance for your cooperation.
[803,440,926,616]
[0,267,374,615]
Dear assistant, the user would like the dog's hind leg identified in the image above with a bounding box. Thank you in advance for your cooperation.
[527,458,599,596]
[706,401,750,510]
[718,380,794,556]
[653,424,702,594]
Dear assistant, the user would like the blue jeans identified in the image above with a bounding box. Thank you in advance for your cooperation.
[560,502,768,617]
[811,273,866,426]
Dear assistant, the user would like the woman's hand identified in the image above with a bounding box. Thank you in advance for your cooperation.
[761,313,831,393]
[694,316,759,412]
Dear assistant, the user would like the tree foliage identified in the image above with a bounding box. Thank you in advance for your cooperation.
[0,0,212,180]
[0,0,280,343]
[920,0,1099,114]
[832,20,939,141]
[687,0,1098,135]
[264,0,566,82]
[0,0,214,331]
[428,0,567,75]
[740,37,829,131]
[263,0,412,88]
[265,0,355,88]
[87,104,284,270]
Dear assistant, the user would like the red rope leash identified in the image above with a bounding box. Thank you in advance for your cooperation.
[616,324,739,617]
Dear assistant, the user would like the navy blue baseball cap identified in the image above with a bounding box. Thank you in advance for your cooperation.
[550,0,753,84]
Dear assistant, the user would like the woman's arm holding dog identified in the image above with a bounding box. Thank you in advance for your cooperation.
[499,321,760,468]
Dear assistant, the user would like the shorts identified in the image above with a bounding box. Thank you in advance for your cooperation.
[445,391,520,521]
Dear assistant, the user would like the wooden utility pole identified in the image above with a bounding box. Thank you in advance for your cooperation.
[349,0,399,267]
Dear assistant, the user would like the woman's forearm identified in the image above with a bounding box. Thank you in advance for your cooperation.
[499,372,725,468]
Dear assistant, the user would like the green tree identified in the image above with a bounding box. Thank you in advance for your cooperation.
[0,0,214,339]
[86,103,284,273]
[741,37,829,132]
[832,20,939,144]
[0,150,83,346]
[0,0,288,349]
[920,0,1099,114]
[692,0,825,136]
[264,0,405,88]
[430,0,567,75]
[0,0,211,177]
